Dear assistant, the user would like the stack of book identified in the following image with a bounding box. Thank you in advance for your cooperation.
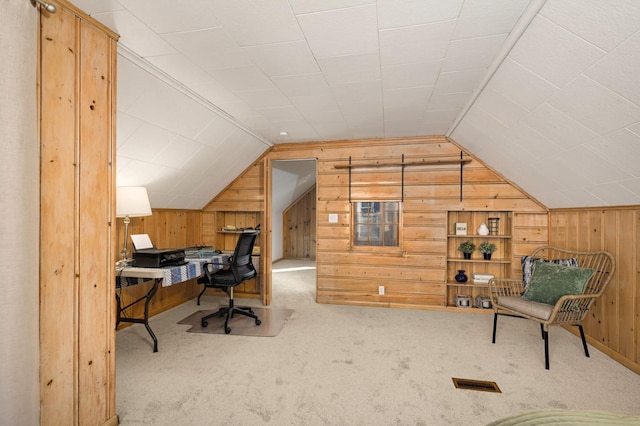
[473,273,494,284]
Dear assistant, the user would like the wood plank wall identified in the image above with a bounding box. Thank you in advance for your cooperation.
[268,137,548,308]
[39,2,118,424]
[201,162,265,298]
[283,185,317,259]
[549,207,640,374]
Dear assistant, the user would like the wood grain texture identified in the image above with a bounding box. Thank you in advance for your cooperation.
[78,19,112,423]
[39,8,77,422]
[550,207,640,374]
[265,137,548,308]
[283,186,317,259]
[39,3,117,424]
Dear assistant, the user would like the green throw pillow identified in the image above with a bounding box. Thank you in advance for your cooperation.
[522,260,594,305]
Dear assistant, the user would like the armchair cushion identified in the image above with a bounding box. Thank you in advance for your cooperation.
[522,261,594,306]
[497,296,554,320]
[521,255,579,288]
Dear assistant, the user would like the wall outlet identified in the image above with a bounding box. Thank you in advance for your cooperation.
[378,285,385,295]
[328,213,338,223]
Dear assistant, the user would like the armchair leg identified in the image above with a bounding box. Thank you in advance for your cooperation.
[543,328,549,370]
[492,313,498,343]
[578,325,590,358]
[540,323,544,340]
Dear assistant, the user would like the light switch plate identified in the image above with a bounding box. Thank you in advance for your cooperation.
[328,213,338,223]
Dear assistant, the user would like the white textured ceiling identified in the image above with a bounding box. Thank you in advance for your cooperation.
[71,0,640,209]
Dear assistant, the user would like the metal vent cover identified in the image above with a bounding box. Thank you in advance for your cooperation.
[452,377,501,393]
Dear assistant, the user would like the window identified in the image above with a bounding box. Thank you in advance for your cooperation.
[353,201,400,247]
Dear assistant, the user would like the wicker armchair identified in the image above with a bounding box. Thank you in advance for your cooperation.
[488,246,615,369]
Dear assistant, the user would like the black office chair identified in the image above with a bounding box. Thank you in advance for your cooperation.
[197,230,261,334]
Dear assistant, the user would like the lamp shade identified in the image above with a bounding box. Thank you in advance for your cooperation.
[116,186,152,218]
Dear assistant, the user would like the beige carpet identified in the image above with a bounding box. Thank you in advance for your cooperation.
[115,259,640,425]
[178,307,294,337]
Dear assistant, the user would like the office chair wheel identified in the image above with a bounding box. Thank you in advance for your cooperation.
[201,319,208,328]
[224,327,231,334]
[255,319,261,326]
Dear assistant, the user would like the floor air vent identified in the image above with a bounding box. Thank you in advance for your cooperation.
[452,378,501,393]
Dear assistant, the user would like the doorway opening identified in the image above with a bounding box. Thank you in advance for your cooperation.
[271,159,317,300]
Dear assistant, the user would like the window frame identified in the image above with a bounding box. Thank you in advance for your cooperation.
[350,200,403,252]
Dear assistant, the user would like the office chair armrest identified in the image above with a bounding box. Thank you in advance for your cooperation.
[200,262,218,282]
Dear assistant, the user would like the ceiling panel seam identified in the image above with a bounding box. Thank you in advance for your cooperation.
[446,0,547,137]
[118,44,273,148]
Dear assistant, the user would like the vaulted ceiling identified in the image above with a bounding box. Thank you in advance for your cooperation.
[71,0,640,209]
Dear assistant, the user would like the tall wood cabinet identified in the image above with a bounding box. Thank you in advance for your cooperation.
[39,2,118,425]
[446,211,512,310]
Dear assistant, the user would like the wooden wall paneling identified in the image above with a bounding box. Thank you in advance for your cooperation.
[77,19,113,422]
[203,161,265,299]
[512,212,549,277]
[164,138,546,312]
[201,211,217,246]
[617,209,636,361]
[550,207,640,374]
[107,18,118,420]
[602,210,619,350]
[203,163,264,211]
[116,210,203,250]
[261,138,547,309]
[263,157,272,306]
[39,2,118,424]
[283,185,316,259]
[40,7,77,421]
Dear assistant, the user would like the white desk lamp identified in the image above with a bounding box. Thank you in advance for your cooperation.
[116,186,152,266]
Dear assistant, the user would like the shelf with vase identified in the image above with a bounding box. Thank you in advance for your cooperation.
[445,210,512,309]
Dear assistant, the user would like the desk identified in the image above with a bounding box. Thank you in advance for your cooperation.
[116,255,228,352]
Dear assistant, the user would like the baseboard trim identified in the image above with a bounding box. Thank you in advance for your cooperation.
[103,414,118,426]
[564,326,640,375]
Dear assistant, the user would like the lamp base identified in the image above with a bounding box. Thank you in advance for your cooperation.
[116,258,134,268]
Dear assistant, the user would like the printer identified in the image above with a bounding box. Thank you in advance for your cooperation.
[129,234,187,268]
[133,248,186,268]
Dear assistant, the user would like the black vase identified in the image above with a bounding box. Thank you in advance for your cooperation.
[455,270,468,283]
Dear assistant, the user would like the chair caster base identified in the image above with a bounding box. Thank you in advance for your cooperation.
[201,320,208,328]
[224,327,231,334]
[256,319,261,326]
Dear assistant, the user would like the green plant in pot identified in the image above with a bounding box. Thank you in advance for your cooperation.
[479,241,497,260]
[458,240,476,259]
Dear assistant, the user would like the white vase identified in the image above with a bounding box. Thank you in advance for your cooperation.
[477,223,489,235]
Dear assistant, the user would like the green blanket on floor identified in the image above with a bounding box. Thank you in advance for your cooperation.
[487,409,640,425]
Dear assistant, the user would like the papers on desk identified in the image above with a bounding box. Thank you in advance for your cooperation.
[131,234,154,250]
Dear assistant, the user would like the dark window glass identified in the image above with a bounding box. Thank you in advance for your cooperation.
[353,201,399,247]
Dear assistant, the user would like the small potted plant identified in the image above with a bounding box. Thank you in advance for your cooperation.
[478,241,497,260]
[458,240,476,259]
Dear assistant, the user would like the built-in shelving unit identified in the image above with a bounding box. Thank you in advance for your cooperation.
[446,211,512,311]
